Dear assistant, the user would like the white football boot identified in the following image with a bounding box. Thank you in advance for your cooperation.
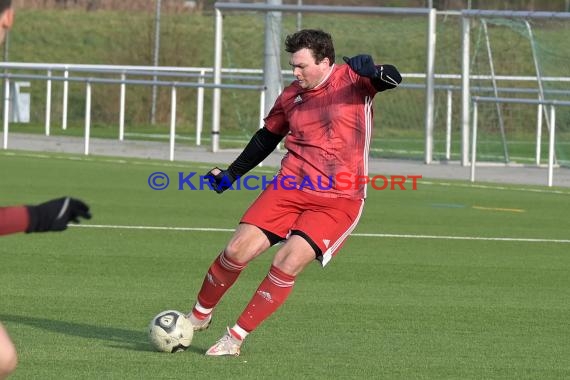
[205,327,242,356]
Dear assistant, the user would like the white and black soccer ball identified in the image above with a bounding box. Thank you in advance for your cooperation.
[148,310,194,353]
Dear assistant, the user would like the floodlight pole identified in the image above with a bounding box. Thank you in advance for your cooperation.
[212,9,223,152]
[461,15,471,166]
[264,0,282,118]
[297,0,302,30]
[424,7,436,164]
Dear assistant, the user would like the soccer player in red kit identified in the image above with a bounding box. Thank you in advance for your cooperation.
[187,29,401,356]
[0,5,92,372]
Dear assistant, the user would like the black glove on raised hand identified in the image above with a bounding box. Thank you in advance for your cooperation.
[343,54,377,78]
[204,167,237,194]
[26,197,92,233]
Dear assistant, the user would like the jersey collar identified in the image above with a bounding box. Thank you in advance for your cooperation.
[312,64,335,90]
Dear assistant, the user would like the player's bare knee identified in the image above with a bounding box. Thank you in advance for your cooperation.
[223,240,247,261]
[271,259,298,276]
[272,250,313,277]
[225,225,271,262]
[224,237,264,263]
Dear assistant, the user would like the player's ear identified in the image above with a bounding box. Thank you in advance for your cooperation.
[318,57,331,67]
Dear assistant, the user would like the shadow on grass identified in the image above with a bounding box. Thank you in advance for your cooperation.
[0,313,205,354]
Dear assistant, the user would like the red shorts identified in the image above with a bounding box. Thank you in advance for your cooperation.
[240,186,365,266]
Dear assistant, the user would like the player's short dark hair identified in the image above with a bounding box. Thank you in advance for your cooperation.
[285,29,335,64]
[0,0,12,14]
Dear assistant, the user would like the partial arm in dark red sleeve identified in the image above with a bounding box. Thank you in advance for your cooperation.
[0,206,29,236]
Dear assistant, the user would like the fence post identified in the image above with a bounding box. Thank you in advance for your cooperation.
[196,69,205,146]
[169,85,177,162]
[535,104,542,165]
[2,78,9,149]
[547,106,556,187]
[84,81,92,155]
[45,70,52,136]
[445,89,452,160]
[470,100,478,182]
[119,73,126,141]
[62,68,69,130]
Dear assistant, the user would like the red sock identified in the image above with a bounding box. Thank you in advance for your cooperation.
[193,251,246,317]
[236,265,296,334]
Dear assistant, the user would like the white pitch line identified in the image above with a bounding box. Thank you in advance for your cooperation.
[71,224,570,244]
[354,233,570,244]
[71,224,234,232]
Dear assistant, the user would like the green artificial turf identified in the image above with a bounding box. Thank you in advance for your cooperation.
[1,151,569,379]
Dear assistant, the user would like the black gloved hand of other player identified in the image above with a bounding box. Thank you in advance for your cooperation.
[26,197,92,233]
[343,54,378,78]
[204,167,236,194]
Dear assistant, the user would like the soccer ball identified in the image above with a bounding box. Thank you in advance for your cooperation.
[148,310,194,353]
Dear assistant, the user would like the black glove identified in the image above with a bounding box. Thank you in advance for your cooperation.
[204,167,236,194]
[26,197,92,233]
[343,54,377,78]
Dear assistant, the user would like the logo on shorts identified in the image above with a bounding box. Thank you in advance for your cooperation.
[322,239,330,248]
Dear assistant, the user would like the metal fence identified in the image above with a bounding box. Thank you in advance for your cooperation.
[0,63,265,160]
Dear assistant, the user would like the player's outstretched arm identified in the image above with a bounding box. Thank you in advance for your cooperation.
[343,54,402,92]
[0,197,92,236]
[204,127,284,194]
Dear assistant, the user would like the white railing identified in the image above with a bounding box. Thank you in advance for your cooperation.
[0,63,266,161]
[396,77,570,163]
[2,62,569,166]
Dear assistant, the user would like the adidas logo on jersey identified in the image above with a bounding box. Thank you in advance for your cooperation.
[294,95,303,104]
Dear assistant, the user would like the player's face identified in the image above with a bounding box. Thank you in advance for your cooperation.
[289,48,331,90]
[0,8,14,44]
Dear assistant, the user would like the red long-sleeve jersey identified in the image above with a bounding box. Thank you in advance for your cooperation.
[265,64,378,200]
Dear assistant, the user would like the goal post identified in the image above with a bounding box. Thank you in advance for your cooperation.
[212,2,436,158]
[461,9,570,167]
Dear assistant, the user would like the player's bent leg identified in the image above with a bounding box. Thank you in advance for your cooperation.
[224,223,273,263]
[271,234,318,276]
[189,224,273,333]
[205,236,316,357]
